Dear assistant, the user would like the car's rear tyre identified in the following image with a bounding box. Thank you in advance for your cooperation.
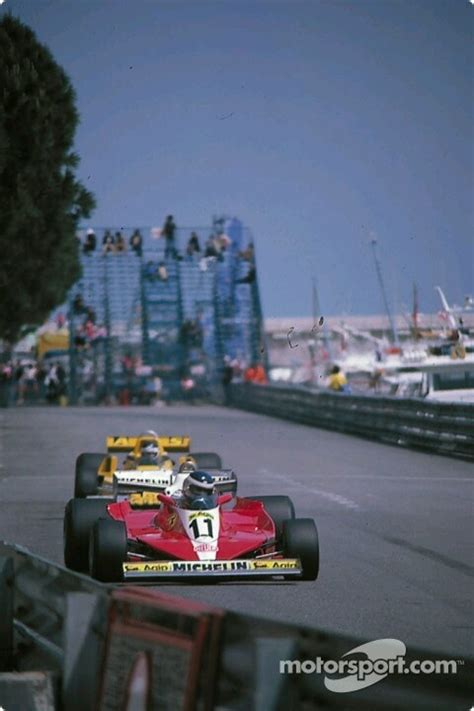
[282,518,319,581]
[74,453,104,498]
[247,495,295,538]
[191,452,222,469]
[64,498,110,572]
[89,518,127,582]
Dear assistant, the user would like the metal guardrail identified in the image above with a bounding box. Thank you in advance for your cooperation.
[0,542,109,709]
[228,384,474,460]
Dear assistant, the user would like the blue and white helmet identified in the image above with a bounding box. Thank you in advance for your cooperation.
[182,471,217,510]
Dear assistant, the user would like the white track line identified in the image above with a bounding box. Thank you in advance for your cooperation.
[299,475,474,482]
[257,468,360,511]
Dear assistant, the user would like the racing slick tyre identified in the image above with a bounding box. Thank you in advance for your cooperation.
[247,495,295,538]
[191,452,222,469]
[89,518,127,582]
[74,453,104,498]
[64,498,110,572]
[282,518,319,581]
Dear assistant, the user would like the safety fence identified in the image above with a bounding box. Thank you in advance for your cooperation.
[227,384,474,460]
[0,542,472,710]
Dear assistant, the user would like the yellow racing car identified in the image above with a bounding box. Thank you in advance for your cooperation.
[74,431,229,499]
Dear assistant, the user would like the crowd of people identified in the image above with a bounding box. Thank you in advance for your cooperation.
[221,355,268,388]
[78,219,257,286]
[81,228,143,256]
[0,358,67,405]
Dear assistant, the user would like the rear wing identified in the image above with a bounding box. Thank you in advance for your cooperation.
[106,435,191,453]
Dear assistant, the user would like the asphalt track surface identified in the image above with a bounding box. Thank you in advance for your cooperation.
[0,405,472,660]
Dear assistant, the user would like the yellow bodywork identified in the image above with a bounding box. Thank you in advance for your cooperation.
[129,491,162,507]
[106,435,191,454]
[99,436,179,483]
[98,455,118,484]
[88,434,190,486]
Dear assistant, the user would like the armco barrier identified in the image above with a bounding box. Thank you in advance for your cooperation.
[0,542,472,710]
[0,542,109,709]
[228,384,474,460]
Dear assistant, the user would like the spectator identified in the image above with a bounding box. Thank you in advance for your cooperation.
[244,363,267,385]
[236,266,256,284]
[0,362,13,407]
[84,319,96,340]
[204,236,218,258]
[222,355,234,403]
[327,364,349,392]
[144,261,156,280]
[222,356,234,386]
[216,232,232,253]
[121,353,135,384]
[186,232,201,257]
[45,362,67,405]
[74,325,87,349]
[85,306,96,324]
[56,312,66,328]
[230,356,244,382]
[212,236,224,262]
[163,215,177,259]
[369,368,383,392]
[72,293,86,315]
[180,319,203,348]
[83,228,97,254]
[17,360,39,404]
[102,229,115,254]
[130,229,143,256]
[244,364,256,383]
[157,261,168,281]
[180,371,196,402]
[239,242,255,262]
[115,231,127,253]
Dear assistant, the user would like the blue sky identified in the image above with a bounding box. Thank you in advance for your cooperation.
[3,0,473,317]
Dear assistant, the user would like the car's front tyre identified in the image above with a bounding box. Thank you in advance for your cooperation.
[282,518,319,581]
[64,498,110,572]
[89,518,127,582]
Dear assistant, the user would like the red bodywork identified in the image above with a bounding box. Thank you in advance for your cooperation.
[106,496,277,561]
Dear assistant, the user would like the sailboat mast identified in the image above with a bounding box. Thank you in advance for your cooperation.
[370,236,400,347]
[312,277,331,357]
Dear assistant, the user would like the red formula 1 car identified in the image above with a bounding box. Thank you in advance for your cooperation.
[64,481,319,583]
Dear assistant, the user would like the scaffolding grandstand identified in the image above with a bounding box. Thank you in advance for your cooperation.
[59,218,266,402]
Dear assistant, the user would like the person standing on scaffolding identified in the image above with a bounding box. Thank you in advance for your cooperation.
[163,215,177,258]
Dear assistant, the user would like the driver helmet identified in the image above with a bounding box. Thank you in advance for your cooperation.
[145,429,159,438]
[182,471,218,510]
[139,441,160,464]
[178,457,197,474]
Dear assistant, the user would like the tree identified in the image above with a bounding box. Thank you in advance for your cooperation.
[0,15,95,343]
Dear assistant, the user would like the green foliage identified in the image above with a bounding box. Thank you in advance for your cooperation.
[0,14,96,343]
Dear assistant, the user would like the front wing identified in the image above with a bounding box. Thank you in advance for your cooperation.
[122,558,302,580]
